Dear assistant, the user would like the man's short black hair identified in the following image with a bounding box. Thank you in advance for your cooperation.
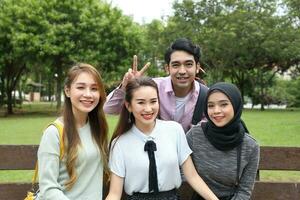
[164,38,201,65]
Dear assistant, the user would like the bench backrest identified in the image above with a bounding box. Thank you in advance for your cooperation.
[251,146,300,200]
[1,145,300,200]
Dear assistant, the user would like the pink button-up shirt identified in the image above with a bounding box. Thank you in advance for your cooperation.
[104,76,203,132]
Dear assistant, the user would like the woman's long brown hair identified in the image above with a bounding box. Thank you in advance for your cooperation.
[62,63,109,190]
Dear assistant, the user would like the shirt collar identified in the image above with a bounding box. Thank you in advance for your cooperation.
[132,120,158,142]
[164,76,200,98]
[164,76,174,93]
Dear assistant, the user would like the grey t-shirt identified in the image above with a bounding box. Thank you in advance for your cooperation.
[37,120,103,200]
[186,124,260,200]
[109,119,192,195]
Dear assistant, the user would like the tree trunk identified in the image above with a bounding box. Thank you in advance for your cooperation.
[54,58,63,111]
[18,81,23,107]
[6,87,13,114]
[259,71,265,111]
[5,62,26,114]
[47,77,52,102]
[0,73,4,107]
[260,101,265,111]
[56,68,62,110]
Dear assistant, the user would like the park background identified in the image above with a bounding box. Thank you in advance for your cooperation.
[0,0,300,183]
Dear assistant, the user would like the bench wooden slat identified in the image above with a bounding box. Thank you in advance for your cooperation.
[2,182,299,200]
[0,145,38,170]
[0,183,32,200]
[1,145,300,200]
[178,182,193,199]
[3,146,298,170]
[180,182,300,200]
[251,181,300,200]
[259,147,300,170]
[0,183,110,200]
[0,183,193,200]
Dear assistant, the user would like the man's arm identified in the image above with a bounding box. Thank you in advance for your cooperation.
[103,87,126,114]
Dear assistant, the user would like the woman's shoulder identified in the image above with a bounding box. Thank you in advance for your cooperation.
[43,119,61,140]
[186,124,204,138]
[38,119,62,153]
[111,129,134,146]
[243,133,260,152]
[244,133,259,144]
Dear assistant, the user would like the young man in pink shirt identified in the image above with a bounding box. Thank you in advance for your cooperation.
[104,38,207,132]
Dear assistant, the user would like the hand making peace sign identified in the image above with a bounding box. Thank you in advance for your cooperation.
[120,55,151,90]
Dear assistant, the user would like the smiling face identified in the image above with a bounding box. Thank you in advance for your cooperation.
[207,91,234,127]
[64,72,100,119]
[125,86,159,133]
[165,50,200,97]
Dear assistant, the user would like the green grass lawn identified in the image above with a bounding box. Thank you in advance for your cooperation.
[243,109,300,146]
[0,102,119,144]
[1,103,300,182]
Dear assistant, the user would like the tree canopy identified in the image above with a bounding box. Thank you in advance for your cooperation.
[161,0,300,109]
[0,0,299,113]
[0,0,143,113]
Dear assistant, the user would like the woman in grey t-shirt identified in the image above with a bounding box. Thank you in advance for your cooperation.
[37,64,109,200]
[187,82,260,200]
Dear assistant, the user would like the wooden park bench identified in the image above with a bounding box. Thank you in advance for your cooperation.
[0,145,299,200]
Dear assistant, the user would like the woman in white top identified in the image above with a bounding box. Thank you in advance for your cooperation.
[37,63,109,200]
[105,77,219,200]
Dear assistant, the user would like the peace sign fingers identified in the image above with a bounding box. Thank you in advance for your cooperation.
[131,55,151,77]
[132,55,138,72]
[139,62,151,75]
[120,55,151,90]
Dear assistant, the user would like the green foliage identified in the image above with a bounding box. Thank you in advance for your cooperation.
[163,0,300,109]
[264,77,300,108]
[284,0,300,20]
[0,0,144,112]
[267,78,293,106]
[285,77,300,107]
[1,0,299,113]
[139,20,166,77]
[0,0,46,113]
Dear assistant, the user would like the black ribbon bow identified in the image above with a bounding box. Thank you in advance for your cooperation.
[144,140,159,193]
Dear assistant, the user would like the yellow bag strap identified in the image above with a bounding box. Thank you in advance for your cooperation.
[51,119,65,160]
[31,119,64,185]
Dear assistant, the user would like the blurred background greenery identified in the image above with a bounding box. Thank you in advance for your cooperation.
[0,0,300,115]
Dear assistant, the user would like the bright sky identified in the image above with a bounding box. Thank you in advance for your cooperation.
[111,0,176,24]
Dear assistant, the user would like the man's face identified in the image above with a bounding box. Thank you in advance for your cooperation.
[165,50,199,97]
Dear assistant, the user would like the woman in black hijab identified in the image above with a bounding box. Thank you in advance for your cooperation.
[187,82,260,200]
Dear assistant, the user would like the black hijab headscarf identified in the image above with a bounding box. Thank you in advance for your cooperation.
[202,82,245,151]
